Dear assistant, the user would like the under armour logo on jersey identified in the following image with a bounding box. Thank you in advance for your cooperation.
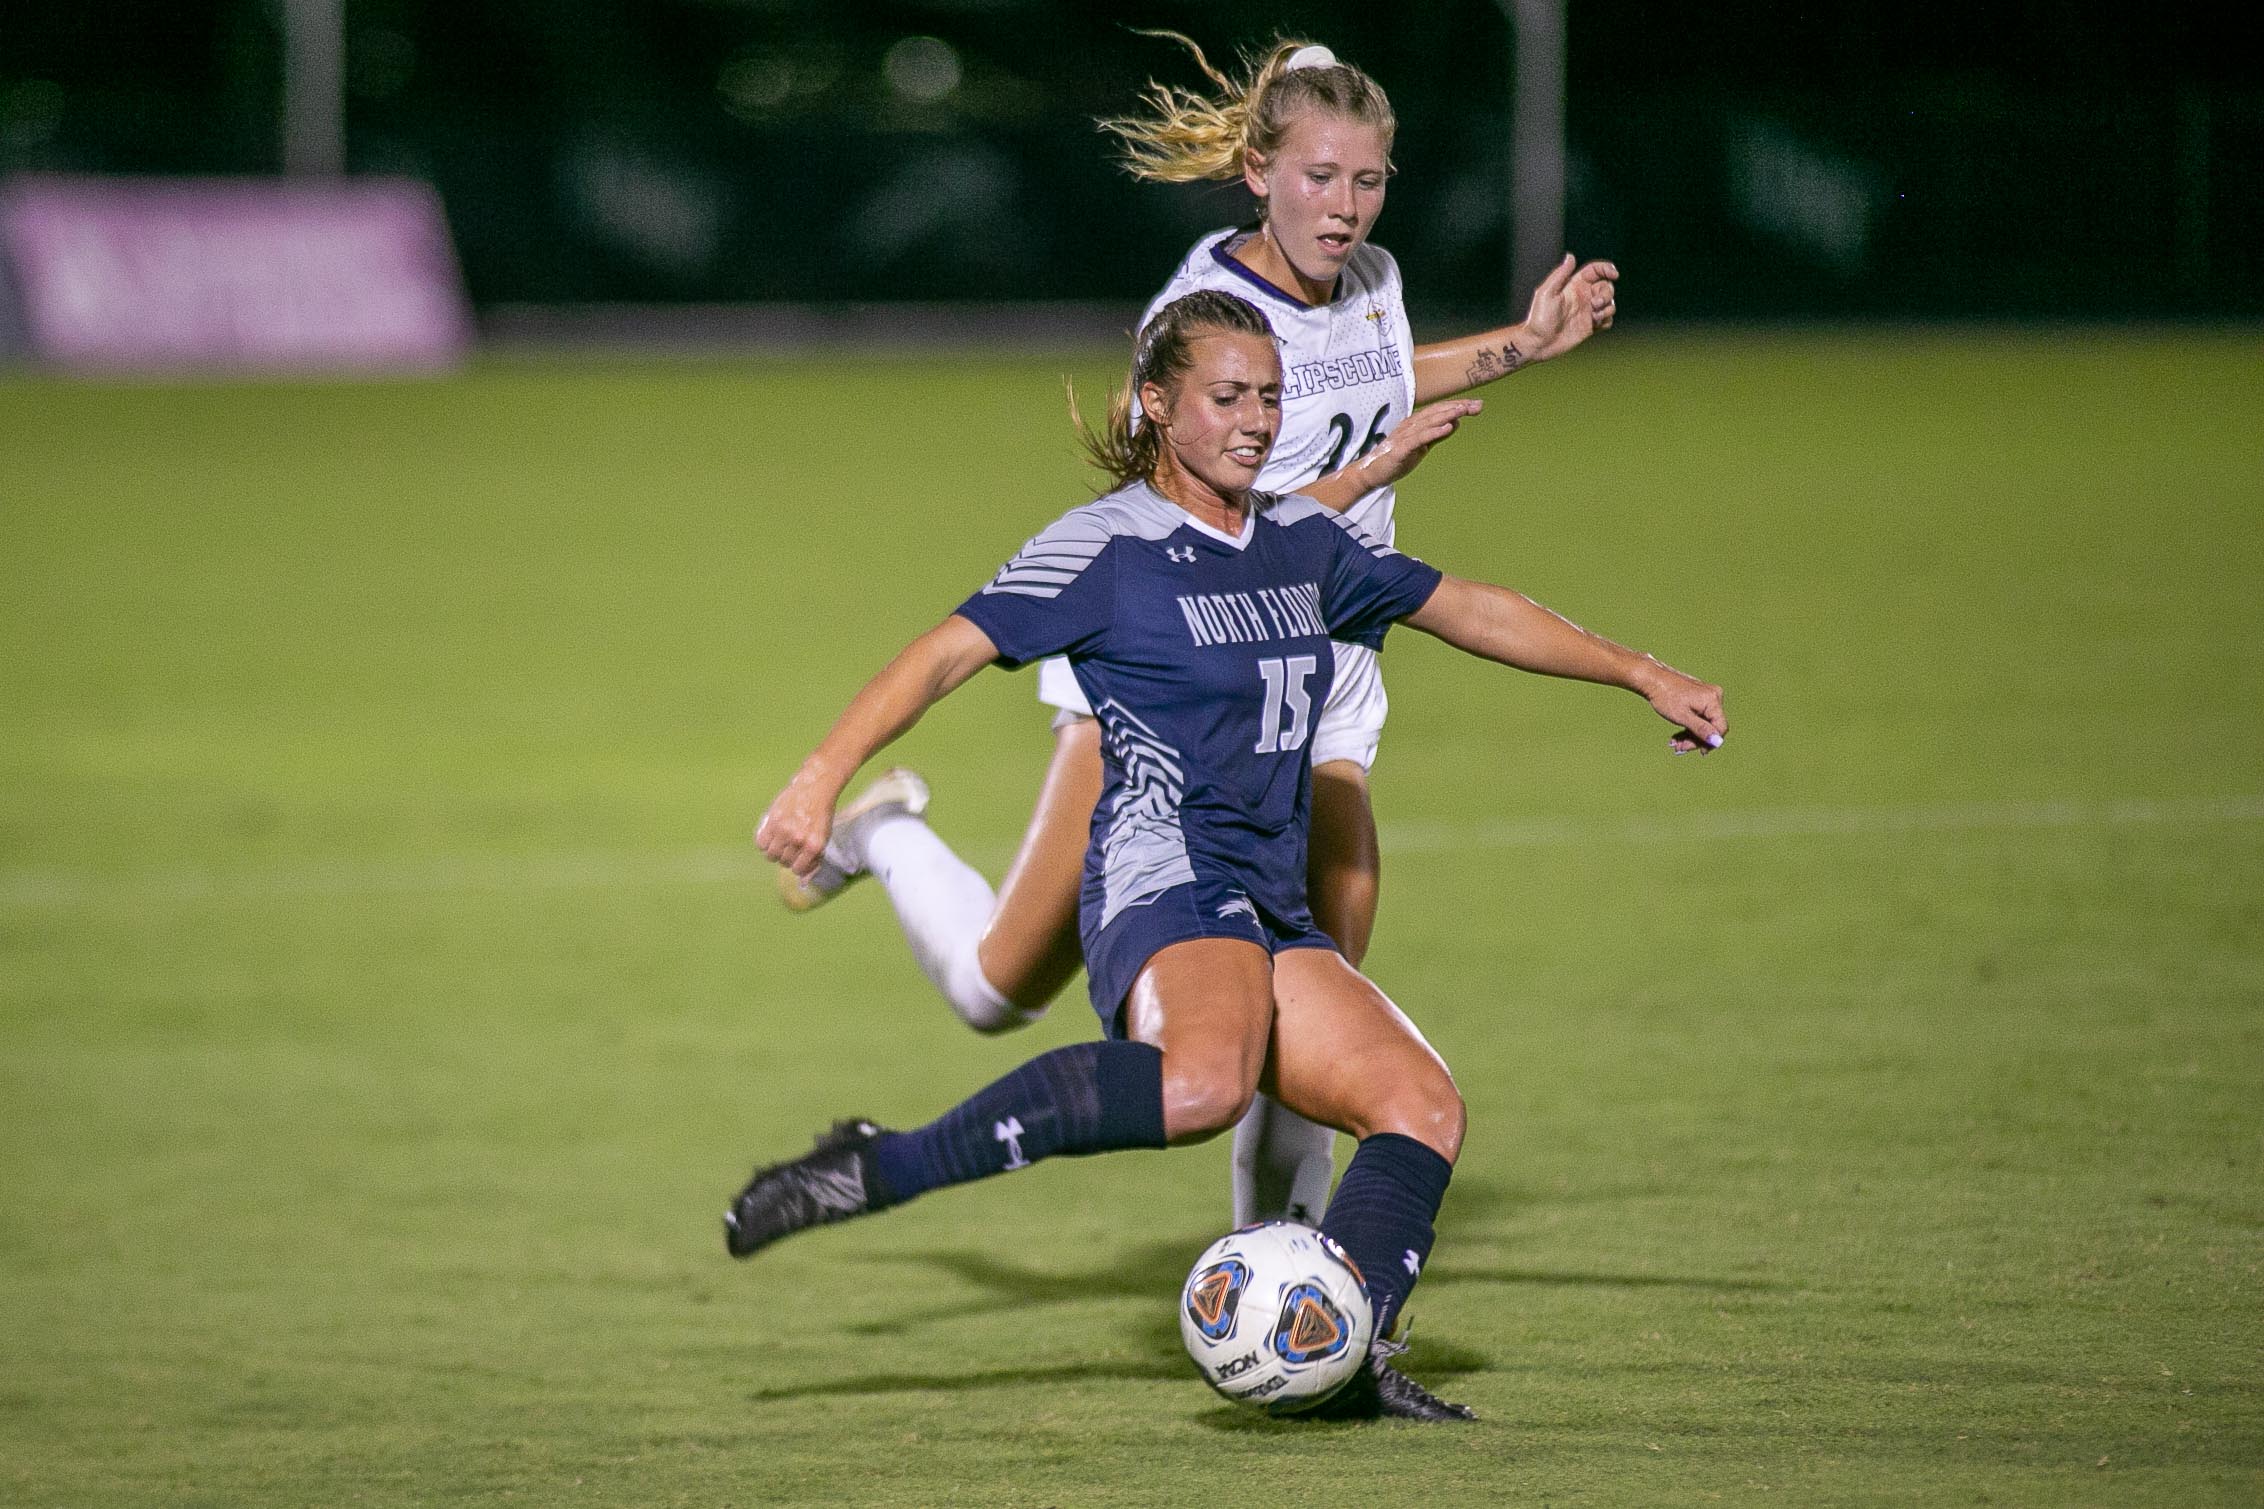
[1167,545,1198,563]
[1216,896,1258,924]
[994,1116,1029,1170]
[1402,1249,1422,1276]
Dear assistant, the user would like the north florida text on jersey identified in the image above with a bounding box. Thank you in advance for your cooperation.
[1178,583,1327,648]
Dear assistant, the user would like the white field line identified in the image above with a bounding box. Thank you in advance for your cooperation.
[1,794,2259,911]
[0,847,754,910]
[1376,794,2264,855]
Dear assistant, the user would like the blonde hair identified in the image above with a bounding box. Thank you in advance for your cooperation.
[1097,30,1396,186]
[1071,290,1277,490]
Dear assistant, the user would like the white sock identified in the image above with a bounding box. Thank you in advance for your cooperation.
[859,813,1037,1033]
[1230,1095,1338,1226]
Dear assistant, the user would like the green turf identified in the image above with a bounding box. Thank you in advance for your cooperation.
[3,332,2259,1506]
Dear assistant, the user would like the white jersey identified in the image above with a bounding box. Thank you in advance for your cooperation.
[1036,229,1417,767]
[1138,228,1415,545]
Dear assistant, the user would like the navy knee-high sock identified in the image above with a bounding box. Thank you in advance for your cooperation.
[866,1041,1167,1207]
[1319,1132,1455,1342]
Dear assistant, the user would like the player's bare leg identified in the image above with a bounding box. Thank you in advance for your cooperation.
[1306,759,1381,967]
[1264,945,1473,1420]
[1264,948,1461,1161]
[828,717,1094,1034]
[1230,758,1379,1223]
[973,714,1103,1018]
[1121,937,1275,1144]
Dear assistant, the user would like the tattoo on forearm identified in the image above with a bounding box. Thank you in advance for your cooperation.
[1463,343,1526,389]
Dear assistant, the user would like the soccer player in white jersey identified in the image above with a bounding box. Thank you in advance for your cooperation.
[730,290,1726,1419]
[775,36,1621,1229]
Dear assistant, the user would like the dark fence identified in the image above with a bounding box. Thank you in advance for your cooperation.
[4,1,2258,322]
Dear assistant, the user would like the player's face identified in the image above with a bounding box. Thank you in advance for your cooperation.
[1145,331,1282,503]
[1246,110,1390,293]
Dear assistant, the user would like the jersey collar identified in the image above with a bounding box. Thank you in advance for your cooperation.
[1137,480,1260,551]
[1209,229,1328,311]
[1179,508,1258,551]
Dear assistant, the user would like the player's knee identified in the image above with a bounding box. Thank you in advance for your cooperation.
[1369,1070,1465,1164]
[1421,1080,1468,1163]
[1160,1058,1258,1145]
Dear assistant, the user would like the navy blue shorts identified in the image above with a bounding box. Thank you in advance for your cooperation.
[1082,872,1337,1039]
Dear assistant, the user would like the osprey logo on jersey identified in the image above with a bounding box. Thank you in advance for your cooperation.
[1217,895,1258,925]
[1167,545,1198,564]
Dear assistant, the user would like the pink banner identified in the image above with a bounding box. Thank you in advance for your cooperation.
[0,175,471,372]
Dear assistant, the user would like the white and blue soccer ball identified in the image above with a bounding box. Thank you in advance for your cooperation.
[1178,1220,1375,1415]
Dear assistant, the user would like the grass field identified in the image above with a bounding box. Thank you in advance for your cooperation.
[3,330,2260,1506]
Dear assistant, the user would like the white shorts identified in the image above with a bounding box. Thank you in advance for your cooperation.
[1035,642,1388,773]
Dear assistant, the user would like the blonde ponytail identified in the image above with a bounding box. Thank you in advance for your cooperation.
[1097,30,1396,186]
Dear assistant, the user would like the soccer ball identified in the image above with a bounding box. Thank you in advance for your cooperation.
[1178,1221,1375,1415]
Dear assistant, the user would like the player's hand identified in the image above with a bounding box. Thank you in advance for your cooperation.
[1352,398,1484,489]
[755,773,838,878]
[1636,662,1726,755]
[1520,253,1618,363]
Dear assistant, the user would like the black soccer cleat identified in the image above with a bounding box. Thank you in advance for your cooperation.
[723,1118,890,1258]
[1307,1338,1477,1423]
[1369,1350,1478,1421]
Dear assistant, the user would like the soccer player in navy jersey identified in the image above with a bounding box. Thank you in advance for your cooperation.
[772,34,1623,1235]
[730,289,1724,1420]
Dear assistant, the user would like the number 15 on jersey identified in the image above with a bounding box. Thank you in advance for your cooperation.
[1255,655,1320,754]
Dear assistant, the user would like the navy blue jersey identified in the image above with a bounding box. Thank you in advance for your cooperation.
[954,482,1442,936]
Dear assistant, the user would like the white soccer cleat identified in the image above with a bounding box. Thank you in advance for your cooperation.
[775,767,930,913]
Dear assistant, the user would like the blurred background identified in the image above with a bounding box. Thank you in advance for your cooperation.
[2,0,2258,364]
[5,9,2261,1503]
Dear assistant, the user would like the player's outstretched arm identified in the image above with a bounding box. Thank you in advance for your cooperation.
[1404,574,1726,754]
[756,614,1000,877]
[1410,254,1618,403]
[1293,397,1484,513]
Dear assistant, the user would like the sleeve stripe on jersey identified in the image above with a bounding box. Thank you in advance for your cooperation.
[981,514,1111,600]
[992,563,1088,584]
[996,572,1082,597]
[1326,509,1401,559]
